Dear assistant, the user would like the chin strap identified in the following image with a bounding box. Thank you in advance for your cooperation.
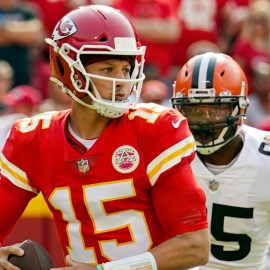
[50,77,95,109]
[196,135,235,155]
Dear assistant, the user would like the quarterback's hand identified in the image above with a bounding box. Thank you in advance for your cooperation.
[0,244,24,270]
[51,255,97,270]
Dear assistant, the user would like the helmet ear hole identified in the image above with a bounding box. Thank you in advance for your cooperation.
[56,56,64,76]
[99,35,108,42]
[220,70,225,76]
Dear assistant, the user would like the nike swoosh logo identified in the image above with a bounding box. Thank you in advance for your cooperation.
[172,117,183,128]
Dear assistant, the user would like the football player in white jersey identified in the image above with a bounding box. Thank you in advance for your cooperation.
[171,52,270,270]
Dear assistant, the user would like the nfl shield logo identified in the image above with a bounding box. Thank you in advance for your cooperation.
[208,179,219,191]
[77,159,89,173]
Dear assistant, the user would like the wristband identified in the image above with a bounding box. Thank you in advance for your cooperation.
[97,264,104,270]
[100,252,157,270]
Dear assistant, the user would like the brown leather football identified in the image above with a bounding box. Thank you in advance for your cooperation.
[8,239,55,270]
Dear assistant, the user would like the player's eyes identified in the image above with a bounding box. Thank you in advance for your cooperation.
[102,67,112,73]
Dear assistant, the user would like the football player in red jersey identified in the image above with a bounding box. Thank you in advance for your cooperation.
[171,52,270,269]
[0,5,209,270]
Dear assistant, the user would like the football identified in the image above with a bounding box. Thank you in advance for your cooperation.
[8,239,55,270]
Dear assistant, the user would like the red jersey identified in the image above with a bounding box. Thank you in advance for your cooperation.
[0,103,207,263]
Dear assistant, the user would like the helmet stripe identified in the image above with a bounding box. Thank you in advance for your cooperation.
[192,53,217,89]
[206,55,217,88]
[191,54,203,88]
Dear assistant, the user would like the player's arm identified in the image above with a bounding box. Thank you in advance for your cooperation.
[130,107,209,269]
[149,162,209,269]
[150,229,209,269]
[53,229,209,270]
[0,178,32,237]
[0,177,35,244]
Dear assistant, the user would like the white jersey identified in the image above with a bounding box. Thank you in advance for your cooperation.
[193,125,270,269]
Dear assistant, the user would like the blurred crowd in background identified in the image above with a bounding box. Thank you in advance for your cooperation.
[1,0,270,150]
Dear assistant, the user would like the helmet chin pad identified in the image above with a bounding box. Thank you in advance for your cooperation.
[92,98,132,118]
[196,139,231,155]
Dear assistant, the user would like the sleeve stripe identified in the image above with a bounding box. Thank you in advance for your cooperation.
[0,153,37,193]
[147,135,196,186]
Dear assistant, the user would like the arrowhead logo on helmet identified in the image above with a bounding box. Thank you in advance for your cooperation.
[53,17,77,41]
